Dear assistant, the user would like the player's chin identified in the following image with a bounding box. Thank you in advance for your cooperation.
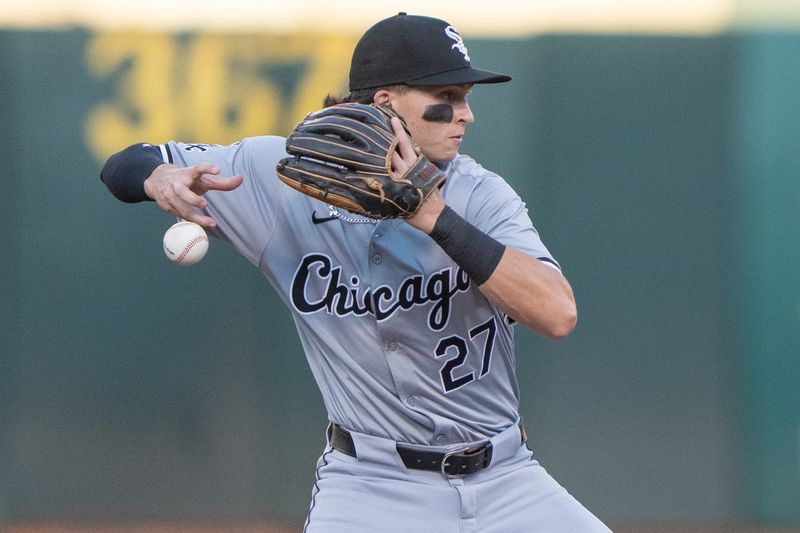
[429,146,459,163]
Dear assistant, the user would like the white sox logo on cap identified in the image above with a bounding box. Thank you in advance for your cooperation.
[444,25,470,62]
[348,13,510,90]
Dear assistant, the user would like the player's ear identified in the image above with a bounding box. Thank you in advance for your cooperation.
[373,90,391,105]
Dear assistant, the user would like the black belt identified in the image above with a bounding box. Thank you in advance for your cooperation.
[328,422,526,477]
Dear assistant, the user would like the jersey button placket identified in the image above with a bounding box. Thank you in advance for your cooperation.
[369,222,423,418]
[370,221,387,264]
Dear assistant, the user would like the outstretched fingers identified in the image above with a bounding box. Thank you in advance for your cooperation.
[148,163,243,228]
[199,172,244,194]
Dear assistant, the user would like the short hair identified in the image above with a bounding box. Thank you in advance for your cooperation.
[323,85,409,107]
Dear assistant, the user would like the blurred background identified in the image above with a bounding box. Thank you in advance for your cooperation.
[1,0,799,532]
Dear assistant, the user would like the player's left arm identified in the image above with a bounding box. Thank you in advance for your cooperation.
[478,240,576,339]
[407,191,576,340]
[386,116,576,339]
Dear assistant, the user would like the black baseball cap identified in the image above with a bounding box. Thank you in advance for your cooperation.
[349,12,512,91]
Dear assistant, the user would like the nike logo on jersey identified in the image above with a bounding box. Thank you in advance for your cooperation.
[311,211,338,225]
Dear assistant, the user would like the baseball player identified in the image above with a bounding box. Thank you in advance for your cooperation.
[100,12,612,533]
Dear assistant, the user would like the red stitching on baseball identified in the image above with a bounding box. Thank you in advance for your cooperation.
[177,235,207,263]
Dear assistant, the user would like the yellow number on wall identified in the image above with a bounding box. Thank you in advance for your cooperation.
[85,32,355,162]
[85,33,177,160]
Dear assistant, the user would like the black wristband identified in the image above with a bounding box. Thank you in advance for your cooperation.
[100,143,165,203]
[429,205,506,286]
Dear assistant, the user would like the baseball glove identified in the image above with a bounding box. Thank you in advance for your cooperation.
[275,103,446,219]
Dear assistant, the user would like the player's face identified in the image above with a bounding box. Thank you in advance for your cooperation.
[377,85,474,163]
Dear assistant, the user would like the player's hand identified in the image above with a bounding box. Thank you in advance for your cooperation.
[389,116,446,234]
[389,116,417,176]
[405,188,446,234]
[144,163,243,227]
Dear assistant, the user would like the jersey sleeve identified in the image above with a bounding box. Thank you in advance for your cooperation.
[159,136,289,267]
[462,172,561,272]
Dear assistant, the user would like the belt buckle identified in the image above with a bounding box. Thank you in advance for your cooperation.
[439,444,492,477]
[440,449,460,477]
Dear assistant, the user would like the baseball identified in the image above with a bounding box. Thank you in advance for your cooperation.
[162,221,209,265]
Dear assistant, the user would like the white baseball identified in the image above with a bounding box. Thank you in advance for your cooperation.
[163,221,209,265]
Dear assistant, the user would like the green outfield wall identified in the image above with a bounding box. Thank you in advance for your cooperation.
[1,29,798,527]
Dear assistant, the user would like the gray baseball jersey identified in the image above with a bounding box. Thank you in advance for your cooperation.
[149,137,613,533]
[156,136,558,446]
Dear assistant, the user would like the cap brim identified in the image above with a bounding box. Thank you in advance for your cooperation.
[404,67,511,86]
